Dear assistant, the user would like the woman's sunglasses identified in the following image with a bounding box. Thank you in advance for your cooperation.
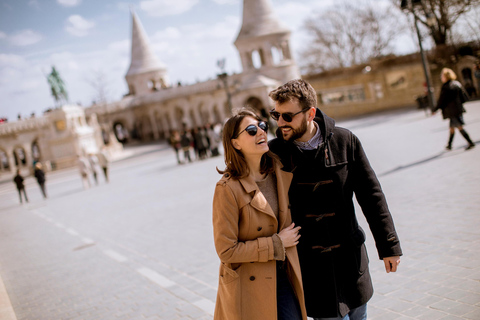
[235,121,268,138]
[269,107,310,122]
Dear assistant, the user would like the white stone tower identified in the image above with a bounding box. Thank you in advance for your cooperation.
[125,10,169,96]
[234,0,300,84]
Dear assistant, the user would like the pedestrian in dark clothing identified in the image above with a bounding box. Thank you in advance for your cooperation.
[34,162,47,198]
[13,169,28,204]
[433,68,475,151]
[268,79,402,320]
[193,127,209,160]
[180,130,193,163]
[169,130,182,164]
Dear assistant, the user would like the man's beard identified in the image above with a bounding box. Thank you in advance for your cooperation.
[281,117,308,142]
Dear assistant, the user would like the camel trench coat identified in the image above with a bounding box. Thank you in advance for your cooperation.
[212,162,307,320]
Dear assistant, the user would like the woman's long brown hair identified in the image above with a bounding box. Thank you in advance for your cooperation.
[217,109,277,179]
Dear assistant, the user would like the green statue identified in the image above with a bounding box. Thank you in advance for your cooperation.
[47,66,68,106]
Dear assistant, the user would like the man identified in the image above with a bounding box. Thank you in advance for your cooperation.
[268,79,402,320]
[13,169,29,204]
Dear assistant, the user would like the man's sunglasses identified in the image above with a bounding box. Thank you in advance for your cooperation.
[269,107,311,122]
[235,121,268,138]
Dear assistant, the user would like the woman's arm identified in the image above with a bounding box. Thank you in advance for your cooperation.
[213,182,275,263]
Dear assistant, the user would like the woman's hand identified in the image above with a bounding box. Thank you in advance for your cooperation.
[278,223,301,248]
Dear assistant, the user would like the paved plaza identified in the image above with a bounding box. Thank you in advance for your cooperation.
[0,103,479,320]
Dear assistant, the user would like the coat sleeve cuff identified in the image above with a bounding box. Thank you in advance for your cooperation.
[257,237,274,262]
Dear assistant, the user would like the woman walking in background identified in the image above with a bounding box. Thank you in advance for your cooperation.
[212,109,306,320]
[34,162,47,199]
[433,68,475,151]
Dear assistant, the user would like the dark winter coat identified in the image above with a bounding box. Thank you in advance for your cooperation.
[434,80,469,119]
[34,168,46,184]
[269,109,403,318]
[13,175,25,190]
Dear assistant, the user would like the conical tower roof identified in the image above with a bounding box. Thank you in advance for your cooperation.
[235,0,289,42]
[126,10,165,76]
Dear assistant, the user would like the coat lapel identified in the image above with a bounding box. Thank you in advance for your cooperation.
[275,162,293,230]
[239,174,276,220]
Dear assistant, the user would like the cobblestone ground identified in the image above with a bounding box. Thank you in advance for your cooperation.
[0,102,479,320]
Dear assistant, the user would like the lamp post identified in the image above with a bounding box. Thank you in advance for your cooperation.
[401,0,436,111]
[217,58,233,115]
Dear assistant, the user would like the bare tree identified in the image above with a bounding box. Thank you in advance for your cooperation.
[86,69,110,105]
[451,3,480,45]
[394,0,478,46]
[300,1,405,73]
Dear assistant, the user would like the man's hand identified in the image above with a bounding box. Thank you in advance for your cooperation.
[383,256,401,273]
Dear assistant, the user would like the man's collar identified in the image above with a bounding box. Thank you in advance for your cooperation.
[294,122,322,150]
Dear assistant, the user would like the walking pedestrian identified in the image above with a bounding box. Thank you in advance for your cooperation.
[34,162,47,198]
[193,127,209,160]
[169,130,182,164]
[206,123,221,157]
[212,109,307,320]
[77,155,91,189]
[88,154,100,185]
[13,169,28,204]
[180,130,193,163]
[268,79,403,320]
[433,68,475,151]
[97,148,110,183]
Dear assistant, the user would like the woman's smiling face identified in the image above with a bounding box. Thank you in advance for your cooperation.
[231,116,269,157]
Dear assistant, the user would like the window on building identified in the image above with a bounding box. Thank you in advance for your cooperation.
[252,50,263,69]
[271,46,283,65]
[319,86,366,105]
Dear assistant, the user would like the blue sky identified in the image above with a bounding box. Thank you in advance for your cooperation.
[0,0,416,121]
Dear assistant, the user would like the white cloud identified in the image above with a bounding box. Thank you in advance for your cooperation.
[57,0,82,7]
[0,54,27,68]
[0,31,6,39]
[140,0,199,17]
[65,15,95,37]
[9,29,43,46]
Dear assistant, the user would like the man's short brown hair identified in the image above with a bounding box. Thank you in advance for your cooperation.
[269,79,317,110]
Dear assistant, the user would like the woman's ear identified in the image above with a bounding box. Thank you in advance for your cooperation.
[231,139,241,151]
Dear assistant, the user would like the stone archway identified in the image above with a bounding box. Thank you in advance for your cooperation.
[174,107,185,130]
[113,121,128,143]
[0,148,9,172]
[32,140,41,163]
[13,146,27,167]
[244,96,268,119]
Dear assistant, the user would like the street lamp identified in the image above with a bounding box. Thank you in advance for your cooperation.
[217,58,233,115]
[401,0,436,111]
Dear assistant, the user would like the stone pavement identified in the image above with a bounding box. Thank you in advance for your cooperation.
[0,102,479,320]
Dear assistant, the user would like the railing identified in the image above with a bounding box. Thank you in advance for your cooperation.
[0,117,50,136]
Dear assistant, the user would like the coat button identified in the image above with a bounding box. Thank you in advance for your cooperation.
[249,276,255,281]
[257,226,262,231]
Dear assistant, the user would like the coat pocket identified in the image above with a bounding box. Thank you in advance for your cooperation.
[219,263,241,285]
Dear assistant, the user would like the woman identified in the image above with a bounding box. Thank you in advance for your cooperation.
[212,109,307,320]
[433,68,475,150]
[34,162,47,198]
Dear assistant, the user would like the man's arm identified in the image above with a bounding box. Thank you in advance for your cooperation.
[350,134,403,262]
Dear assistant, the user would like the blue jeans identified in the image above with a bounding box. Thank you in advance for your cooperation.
[314,304,367,320]
[277,262,302,320]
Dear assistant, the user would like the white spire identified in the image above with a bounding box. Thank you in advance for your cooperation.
[235,0,289,42]
[126,10,165,76]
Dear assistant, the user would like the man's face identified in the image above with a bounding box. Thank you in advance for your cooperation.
[274,99,309,142]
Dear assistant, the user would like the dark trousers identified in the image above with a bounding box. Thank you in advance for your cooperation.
[102,167,109,182]
[277,262,302,320]
[17,188,28,203]
[38,182,47,198]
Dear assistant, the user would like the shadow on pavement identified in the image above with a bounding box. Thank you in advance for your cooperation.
[379,141,477,177]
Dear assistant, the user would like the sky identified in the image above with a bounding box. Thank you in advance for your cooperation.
[0,0,417,121]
